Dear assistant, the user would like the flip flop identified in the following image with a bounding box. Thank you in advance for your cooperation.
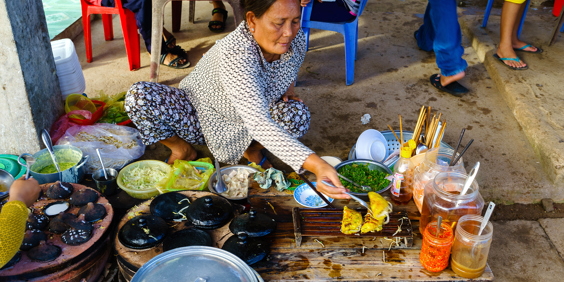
[209,8,228,33]
[493,53,528,70]
[513,44,543,54]
[429,74,469,97]
[160,46,191,69]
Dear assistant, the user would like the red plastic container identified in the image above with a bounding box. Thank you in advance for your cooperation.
[554,0,564,17]
[69,100,106,125]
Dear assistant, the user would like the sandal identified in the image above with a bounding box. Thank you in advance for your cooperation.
[208,8,228,33]
[493,53,528,70]
[160,45,190,69]
[163,35,176,49]
[513,44,543,54]
[430,74,469,97]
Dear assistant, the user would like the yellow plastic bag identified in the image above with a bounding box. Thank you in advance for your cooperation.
[157,160,214,192]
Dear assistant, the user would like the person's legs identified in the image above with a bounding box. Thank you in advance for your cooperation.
[125,82,205,164]
[497,1,527,68]
[510,1,539,52]
[244,100,311,169]
[428,0,467,87]
[209,1,227,31]
[415,3,435,52]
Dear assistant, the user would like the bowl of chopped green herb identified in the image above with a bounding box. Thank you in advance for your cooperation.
[334,159,393,195]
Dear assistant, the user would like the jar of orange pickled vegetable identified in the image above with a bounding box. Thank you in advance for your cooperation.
[420,220,454,272]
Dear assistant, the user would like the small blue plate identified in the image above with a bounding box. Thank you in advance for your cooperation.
[293,182,334,208]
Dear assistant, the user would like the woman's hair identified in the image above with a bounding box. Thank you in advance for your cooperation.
[243,0,300,18]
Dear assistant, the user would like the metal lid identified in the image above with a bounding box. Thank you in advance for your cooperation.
[118,215,168,249]
[186,195,233,229]
[131,246,260,282]
[229,210,276,237]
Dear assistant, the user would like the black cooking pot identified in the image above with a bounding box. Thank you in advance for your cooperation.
[118,215,168,249]
[222,233,269,265]
[186,195,233,230]
[229,209,276,238]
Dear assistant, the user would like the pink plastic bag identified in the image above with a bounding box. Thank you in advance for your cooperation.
[50,110,92,143]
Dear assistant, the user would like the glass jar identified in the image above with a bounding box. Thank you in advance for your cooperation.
[450,215,493,279]
[419,172,484,235]
[420,220,454,272]
[413,148,465,212]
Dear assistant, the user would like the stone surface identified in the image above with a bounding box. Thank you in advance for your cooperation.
[459,6,564,200]
[489,221,564,282]
[73,0,555,203]
[539,218,564,259]
[0,0,63,155]
[542,198,555,213]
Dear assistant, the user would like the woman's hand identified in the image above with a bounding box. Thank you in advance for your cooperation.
[282,81,303,102]
[9,177,41,207]
[303,154,350,199]
[301,0,323,7]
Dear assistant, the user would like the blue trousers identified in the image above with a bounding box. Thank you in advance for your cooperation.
[415,0,467,77]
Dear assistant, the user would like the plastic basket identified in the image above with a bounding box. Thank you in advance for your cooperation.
[349,130,454,167]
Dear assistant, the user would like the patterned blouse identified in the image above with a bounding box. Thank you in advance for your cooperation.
[179,22,314,172]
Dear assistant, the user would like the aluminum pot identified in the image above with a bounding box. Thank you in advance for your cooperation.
[29,145,89,184]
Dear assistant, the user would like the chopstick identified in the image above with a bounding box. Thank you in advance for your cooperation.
[433,120,446,148]
[299,173,335,208]
[387,124,402,145]
[399,115,404,146]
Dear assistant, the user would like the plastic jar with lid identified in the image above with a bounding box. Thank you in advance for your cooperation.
[412,148,465,212]
[420,220,454,272]
[419,172,484,235]
[450,215,493,279]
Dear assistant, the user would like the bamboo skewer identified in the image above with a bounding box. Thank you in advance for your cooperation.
[387,125,402,145]
[399,115,403,145]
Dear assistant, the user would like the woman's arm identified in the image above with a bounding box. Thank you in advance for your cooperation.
[0,178,41,268]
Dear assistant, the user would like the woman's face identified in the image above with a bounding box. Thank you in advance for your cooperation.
[248,0,301,60]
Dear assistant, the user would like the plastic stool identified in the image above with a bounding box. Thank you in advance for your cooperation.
[80,0,140,71]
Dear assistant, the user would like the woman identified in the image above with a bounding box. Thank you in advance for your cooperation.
[125,0,349,199]
[0,178,42,268]
[494,0,542,70]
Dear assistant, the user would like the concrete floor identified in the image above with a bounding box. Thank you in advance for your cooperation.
[65,0,564,281]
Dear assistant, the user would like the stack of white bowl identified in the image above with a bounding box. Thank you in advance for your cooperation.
[51,39,86,100]
[355,129,388,162]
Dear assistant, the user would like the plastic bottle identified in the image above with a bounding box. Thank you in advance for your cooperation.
[391,142,415,204]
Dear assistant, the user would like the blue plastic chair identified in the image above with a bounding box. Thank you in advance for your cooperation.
[482,0,529,38]
[301,0,368,86]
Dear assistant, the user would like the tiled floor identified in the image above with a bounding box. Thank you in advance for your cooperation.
[43,0,82,39]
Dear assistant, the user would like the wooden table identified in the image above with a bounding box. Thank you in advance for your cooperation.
[248,183,494,281]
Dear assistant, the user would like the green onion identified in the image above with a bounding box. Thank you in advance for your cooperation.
[337,163,391,193]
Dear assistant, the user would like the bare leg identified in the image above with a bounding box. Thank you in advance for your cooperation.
[497,1,527,68]
[210,1,227,30]
[159,135,197,164]
[148,28,188,66]
[243,141,273,169]
[511,3,538,52]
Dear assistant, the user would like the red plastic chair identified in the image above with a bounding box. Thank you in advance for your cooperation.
[80,0,140,71]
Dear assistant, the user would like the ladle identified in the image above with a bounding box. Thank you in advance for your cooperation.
[214,158,227,194]
[17,153,35,180]
[460,162,480,196]
[96,149,108,180]
[41,129,61,173]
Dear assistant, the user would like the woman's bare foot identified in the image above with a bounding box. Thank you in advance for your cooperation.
[243,142,273,169]
[496,46,526,69]
[149,28,189,67]
[512,40,538,52]
[159,136,197,164]
[440,71,465,87]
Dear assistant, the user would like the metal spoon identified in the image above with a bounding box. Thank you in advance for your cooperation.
[415,143,428,155]
[472,202,495,256]
[321,180,373,215]
[17,153,35,180]
[96,149,108,180]
[337,173,370,192]
[436,216,443,237]
[41,129,61,173]
[214,158,227,194]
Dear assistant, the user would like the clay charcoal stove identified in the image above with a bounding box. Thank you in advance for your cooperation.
[69,189,99,206]
[48,213,75,234]
[46,182,74,199]
[78,202,107,222]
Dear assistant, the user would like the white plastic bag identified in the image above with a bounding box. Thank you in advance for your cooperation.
[56,124,146,174]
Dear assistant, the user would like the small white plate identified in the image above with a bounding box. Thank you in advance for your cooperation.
[293,182,334,208]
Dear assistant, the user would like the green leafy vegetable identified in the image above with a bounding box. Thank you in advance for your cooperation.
[337,163,391,193]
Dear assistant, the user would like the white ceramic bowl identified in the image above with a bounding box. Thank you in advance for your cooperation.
[293,182,334,208]
[320,156,342,167]
[355,129,388,162]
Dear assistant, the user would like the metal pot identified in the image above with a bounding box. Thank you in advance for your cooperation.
[29,145,89,184]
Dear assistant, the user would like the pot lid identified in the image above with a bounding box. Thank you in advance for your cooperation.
[222,233,269,266]
[118,215,168,249]
[150,192,190,221]
[162,228,212,252]
[186,195,233,229]
[131,246,259,282]
[229,210,276,237]
[0,154,26,179]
